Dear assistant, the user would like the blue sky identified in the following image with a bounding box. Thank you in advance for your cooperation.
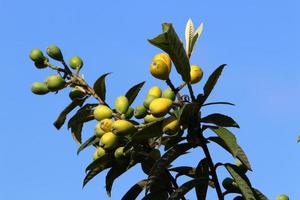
[1,0,300,199]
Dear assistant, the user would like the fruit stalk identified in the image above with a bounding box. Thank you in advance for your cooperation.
[165,78,184,105]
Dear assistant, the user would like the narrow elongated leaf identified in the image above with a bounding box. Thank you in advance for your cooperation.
[85,153,113,173]
[121,180,147,200]
[208,137,252,171]
[252,188,268,200]
[77,135,99,155]
[199,64,226,104]
[106,161,132,196]
[210,127,238,157]
[185,18,194,57]
[93,73,111,101]
[168,179,205,200]
[190,23,203,54]
[236,145,252,171]
[225,164,255,200]
[195,158,209,200]
[169,166,196,179]
[125,81,145,106]
[297,135,300,143]
[142,192,169,200]
[71,123,83,144]
[53,99,85,130]
[67,108,94,129]
[147,143,191,189]
[201,113,239,128]
[83,163,112,188]
[148,23,191,82]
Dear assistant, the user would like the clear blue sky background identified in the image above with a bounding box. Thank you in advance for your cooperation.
[1,0,299,199]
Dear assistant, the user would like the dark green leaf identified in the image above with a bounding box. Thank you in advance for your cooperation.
[225,164,255,200]
[209,127,238,157]
[142,192,169,200]
[121,180,147,200]
[71,123,83,144]
[252,188,268,200]
[297,135,300,143]
[125,81,145,106]
[168,179,205,200]
[148,23,191,82]
[67,108,94,129]
[195,158,209,200]
[169,166,196,179]
[106,161,131,196]
[93,73,111,101]
[77,135,99,155]
[83,163,112,188]
[201,113,239,128]
[147,143,191,189]
[178,103,200,127]
[85,153,113,173]
[132,120,164,142]
[199,64,226,104]
[53,99,85,130]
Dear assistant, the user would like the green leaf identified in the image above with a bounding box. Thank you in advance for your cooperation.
[168,179,205,200]
[142,192,169,200]
[201,113,239,128]
[125,81,145,106]
[297,135,300,143]
[209,127,238,157]
[70,123,83,144]
[147,143,191,189]
[93,73,111,101]
[148,23,191,82]
[225,164,255,200]
[169,166,196,180]
[195,158,209,200]
[67,108,94,129]
[132,120,164,142]
[83,154,114,188]
[236,145,252,171]
[208,136,252,171]
[252,188,268,200]
[77,135,99,155]
[199,64,226,104]
[106,161,131,196]
[53,99,85,130]
[178,103,200,127]
[121,180,147,200]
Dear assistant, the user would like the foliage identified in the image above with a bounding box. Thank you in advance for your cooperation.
[29,19,278,199]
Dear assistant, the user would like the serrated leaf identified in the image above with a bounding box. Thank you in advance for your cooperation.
[190,23,203,54]
[210,127,238,157]
[93,73,111,101]
[252,188,269,200]
[77,135,99,155]
[106,161,131,196]
[147,143,191,189]
[195,158,209,200]
[121,180,147,200]
[125,81,145,106]
[225,164,255,200]
[178,103,201,127]
[185,18,194,57]
[201,113,239,128]
[53,99,85,130]
[199,64,226,104]
[148,23,191,82]
[168,179,205,200]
